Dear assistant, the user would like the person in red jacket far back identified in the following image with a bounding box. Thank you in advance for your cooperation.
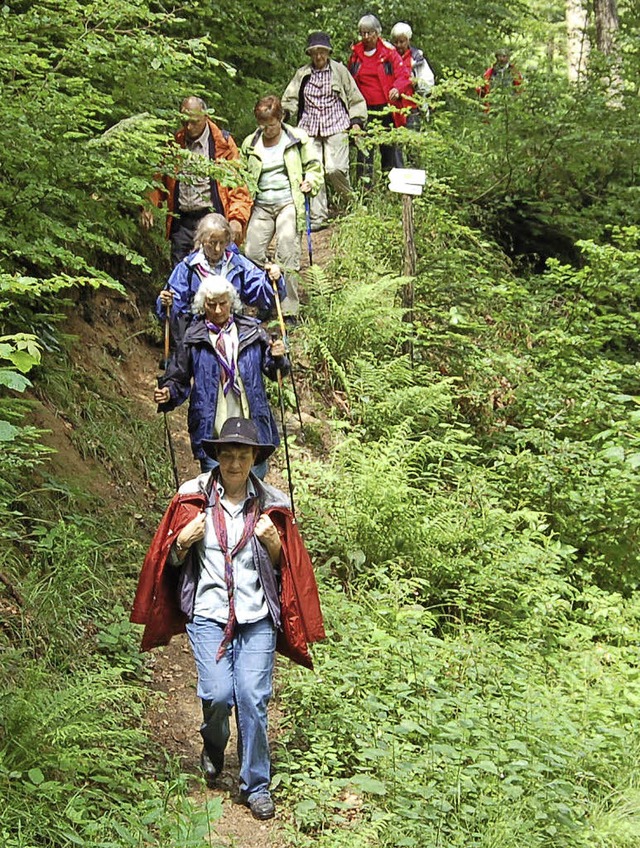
[477,48,523,108]
[347,14,411,183]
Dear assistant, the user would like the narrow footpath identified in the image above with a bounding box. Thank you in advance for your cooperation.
[132,229,334,847]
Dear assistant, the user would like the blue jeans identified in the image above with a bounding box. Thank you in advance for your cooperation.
[186,616,276,799]
[199,455,268,481]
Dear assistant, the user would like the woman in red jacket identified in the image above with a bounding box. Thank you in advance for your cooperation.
[131,418,325,821]
[347,14,411,182]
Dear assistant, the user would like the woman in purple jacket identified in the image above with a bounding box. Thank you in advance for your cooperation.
[154,276,288,479]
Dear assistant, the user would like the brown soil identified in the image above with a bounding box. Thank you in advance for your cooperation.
[30,227,336,847]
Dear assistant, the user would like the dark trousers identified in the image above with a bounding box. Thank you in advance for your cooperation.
[169,208,211,266]
[356,108,404,184]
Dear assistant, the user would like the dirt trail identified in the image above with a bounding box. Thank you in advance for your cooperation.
[32,227,334,845]
[127,229,334,846]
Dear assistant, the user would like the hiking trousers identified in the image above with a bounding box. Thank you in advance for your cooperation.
[186,615,276,800]
[244,200,300,316]
[307,132,352,228]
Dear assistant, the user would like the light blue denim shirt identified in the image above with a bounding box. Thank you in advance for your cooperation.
[192,478,269,624]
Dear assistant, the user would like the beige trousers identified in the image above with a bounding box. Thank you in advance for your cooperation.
[307,132,352,228]
[244,200,301,316]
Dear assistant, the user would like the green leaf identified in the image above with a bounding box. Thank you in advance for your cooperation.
[600,445,625,462]
[350,774,387,795]
[27,767,45,785]
[61,832,86,846]
[295,799,318,814]
[625,453,640,469]
[0,369,31,391]
[0,419,19,441]
[8,348,40,373]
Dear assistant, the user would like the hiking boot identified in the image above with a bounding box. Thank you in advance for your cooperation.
[200,747,223,788]
[247,792,275,820]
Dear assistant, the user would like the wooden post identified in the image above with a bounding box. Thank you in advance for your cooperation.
[402,193,416,364]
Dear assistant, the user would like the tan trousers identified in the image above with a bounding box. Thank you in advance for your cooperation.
[244,201,301,316]
[307,132,352,228]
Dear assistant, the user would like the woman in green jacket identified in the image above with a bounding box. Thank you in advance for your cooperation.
[241,95,323,321]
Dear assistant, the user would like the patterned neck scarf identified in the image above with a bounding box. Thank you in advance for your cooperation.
[193,248,234,281]
[210,482,261,661]
[205,316,240,397]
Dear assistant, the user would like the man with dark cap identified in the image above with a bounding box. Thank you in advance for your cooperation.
[282,32,367,230]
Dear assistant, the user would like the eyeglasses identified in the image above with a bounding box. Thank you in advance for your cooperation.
[181,113,204,120]
[359,30,377,37]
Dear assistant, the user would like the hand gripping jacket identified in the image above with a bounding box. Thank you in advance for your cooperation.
[130,481,325,668]
[347,39,411,128]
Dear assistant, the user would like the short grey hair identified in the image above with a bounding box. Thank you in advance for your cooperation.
[192,276,241,316]
[193,213,232,250]
[390,22,412,41]
[358,14,381,34]
[180,95,207,113]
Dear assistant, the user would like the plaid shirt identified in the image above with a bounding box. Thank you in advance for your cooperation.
[298,66,350,137]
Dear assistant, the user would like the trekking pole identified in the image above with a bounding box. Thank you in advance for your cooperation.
[304,194,313,267]
[275,364,296,521]
[161,304,180,490]
[271,279,304,434]
[163,303,171,369]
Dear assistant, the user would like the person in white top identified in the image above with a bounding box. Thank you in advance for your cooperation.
[390,22,436,130]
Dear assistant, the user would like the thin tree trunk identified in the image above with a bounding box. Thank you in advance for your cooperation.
[594,0,623,105]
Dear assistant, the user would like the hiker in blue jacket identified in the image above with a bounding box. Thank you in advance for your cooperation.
[156,213,286,347]
[154,276,288,479]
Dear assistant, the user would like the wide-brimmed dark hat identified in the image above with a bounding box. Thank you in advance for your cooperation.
[306,32,332,54]
[201,417,276,464]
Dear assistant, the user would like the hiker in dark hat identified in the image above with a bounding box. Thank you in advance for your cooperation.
[282,31,367,231]
[130,417,325,821]
[154,276,288,479]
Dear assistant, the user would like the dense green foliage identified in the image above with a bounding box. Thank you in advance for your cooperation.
[273,187,639,846]
[1,0,639,845]
[0,343,221,844]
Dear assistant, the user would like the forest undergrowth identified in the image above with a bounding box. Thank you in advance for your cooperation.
[268,201,640,847]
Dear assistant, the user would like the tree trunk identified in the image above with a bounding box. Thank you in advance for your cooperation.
[594,0,619,55]
[566,0,589,81]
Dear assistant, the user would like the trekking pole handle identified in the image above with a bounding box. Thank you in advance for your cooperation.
[271,278,288,346]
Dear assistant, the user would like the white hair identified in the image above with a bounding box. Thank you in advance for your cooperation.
[390,22,412,41]
[358,14,381,34]
[192,276,241,315]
